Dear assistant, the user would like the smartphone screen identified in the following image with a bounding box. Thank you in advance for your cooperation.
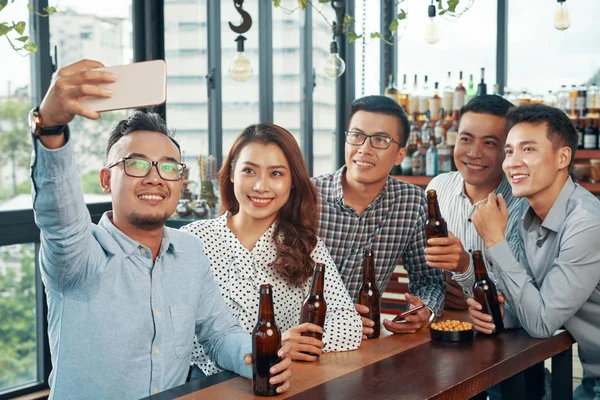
[79,60,167,112]
[392,304,425,323]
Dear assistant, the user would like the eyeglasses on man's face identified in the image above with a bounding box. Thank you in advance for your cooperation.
[345,131,402,150]
[107,157,186,181]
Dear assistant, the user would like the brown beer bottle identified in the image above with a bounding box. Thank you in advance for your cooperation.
[358,249,381,339]
[425,189,448,241]
[472,250,505,335]
[252,284,281,396]
[299,263,327,356]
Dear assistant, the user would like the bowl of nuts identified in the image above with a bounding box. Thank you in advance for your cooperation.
[430,319,474,342]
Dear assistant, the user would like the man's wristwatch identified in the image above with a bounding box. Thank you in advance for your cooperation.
[28,107,66,136]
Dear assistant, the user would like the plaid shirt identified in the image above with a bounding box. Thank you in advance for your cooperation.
[311,167,445,316]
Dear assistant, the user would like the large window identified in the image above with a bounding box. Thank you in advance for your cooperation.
[507,0,600,95]
[165,0,209,184]
[396,0,497,98]
[49,0,133,200]
[312,4,337,177]
[272,8,302,143]
[0,4,33,213]
[221,0,259,161]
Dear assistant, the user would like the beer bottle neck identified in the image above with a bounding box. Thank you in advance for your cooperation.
[258,292,275,322]
[310,267,325,295]
[473,257,489,280]
[363,256,375,284]
[427,198,443,221]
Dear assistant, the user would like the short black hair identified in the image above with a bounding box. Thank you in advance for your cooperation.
[506,104,578,170]
[459,95,514,127]
[106,111,181,160]
[348,95,410,147]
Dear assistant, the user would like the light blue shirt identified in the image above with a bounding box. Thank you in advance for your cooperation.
[31,132,251,399]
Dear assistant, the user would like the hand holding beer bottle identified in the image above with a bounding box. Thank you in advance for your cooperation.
[357,249,381,339]
[298,263,327,358]
[249,284,293,396]
[466,251,505,335]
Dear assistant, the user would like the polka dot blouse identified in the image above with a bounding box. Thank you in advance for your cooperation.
[181,213,363,376]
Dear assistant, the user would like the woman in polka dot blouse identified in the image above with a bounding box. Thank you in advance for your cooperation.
[181,123,363,379]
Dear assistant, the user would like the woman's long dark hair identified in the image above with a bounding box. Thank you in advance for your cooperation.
[219,123,318,286]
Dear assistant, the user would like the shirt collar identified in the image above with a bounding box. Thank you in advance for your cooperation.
[98,211,178,257]
[454,174,512,202]
[522,177,575,232]
[331,165,389,210]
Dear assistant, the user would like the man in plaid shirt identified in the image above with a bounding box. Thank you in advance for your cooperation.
[312,95,445,337]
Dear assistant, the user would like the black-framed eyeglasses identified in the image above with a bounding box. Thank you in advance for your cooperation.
[107,157,186,181]
[345,131,402,150]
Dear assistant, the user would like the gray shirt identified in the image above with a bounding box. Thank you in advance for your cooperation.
[486,177,600,378]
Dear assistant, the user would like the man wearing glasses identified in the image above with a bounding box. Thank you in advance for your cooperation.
[312,95,445,338]
[29,60,293,399]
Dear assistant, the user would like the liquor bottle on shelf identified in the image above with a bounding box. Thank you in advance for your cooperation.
[409,74,420,120]
[516,88,532,106]
[412,143,426,176]
[434,112,445,144]
[587,84,600,118]
[544,90,558,108]
[437,131,452,174]
[401,123,420,176]
[556,85,569,113]
[577,84,587,118]
[425,135,438,177]
[398,74,409,114]
[443,71,454,116]
[453,71,466,111]
[421,116,433,147]
[492,84,500,96]
[584,118,598,150]
[568,85,578,119]
[446,111,459,171]
[384,74,399,103]
[595,118,600,150]
[465,74,476,104]
[430,82,442,121]
[503,87,517,105]
[418,75,430,120]
[575,118,584,149]
[476,67,487,96]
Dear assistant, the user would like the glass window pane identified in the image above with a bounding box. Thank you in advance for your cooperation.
[165,0,209,184]
[273,8,301,144]
[354,0,381,98]
[221,0,259,160]
[0,4,34,212]
[508,0,600,94]
[0,243,37,392]
[396,1,497,102]
[312,4,337,177]
[49,0,133,200]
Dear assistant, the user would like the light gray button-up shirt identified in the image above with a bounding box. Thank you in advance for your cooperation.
[486,177,600,378]
[32,132,251,399]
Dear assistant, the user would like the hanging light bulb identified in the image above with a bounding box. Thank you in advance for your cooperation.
[424,4,440,44]
[228,35,253,82]
[324,40,346,79]
[554,0,570,31]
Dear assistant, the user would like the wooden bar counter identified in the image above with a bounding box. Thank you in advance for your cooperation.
[146,311,574,400]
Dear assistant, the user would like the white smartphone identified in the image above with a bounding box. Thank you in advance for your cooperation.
[79,60,167,112]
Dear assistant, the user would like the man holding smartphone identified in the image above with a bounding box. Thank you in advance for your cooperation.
[29,60,293,399]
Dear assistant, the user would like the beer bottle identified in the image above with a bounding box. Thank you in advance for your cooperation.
[472,250,505,335]
[358,249,381,339]
[252,284,281,396]
[299,263,327,356]
[425,189,448,241]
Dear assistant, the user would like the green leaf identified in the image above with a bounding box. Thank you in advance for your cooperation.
[16,35,28,42]
[439,9,447,15]
[346,31,362,43]
[297,0,308,10]
[343,14,355,24]
[14,21,25,35]
[44,6,56,13]
[447,0,460,12]
[370,32,383,40]
[23,42,37,53]
[27,4,34,13]
[0,0,7,11]
[0,22,13,36]
[389,19,398,32]
[397,10,407,20]
[272,0,280,7]
[318,0,330,3]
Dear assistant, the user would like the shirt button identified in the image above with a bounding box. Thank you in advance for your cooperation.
[154,310,160,317]
[152,273,157,280]
[153,387,159,394]
[139,247,147,255]
[154,347,160,355]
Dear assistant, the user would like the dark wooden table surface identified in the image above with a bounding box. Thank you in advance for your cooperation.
[145,311,574,400]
